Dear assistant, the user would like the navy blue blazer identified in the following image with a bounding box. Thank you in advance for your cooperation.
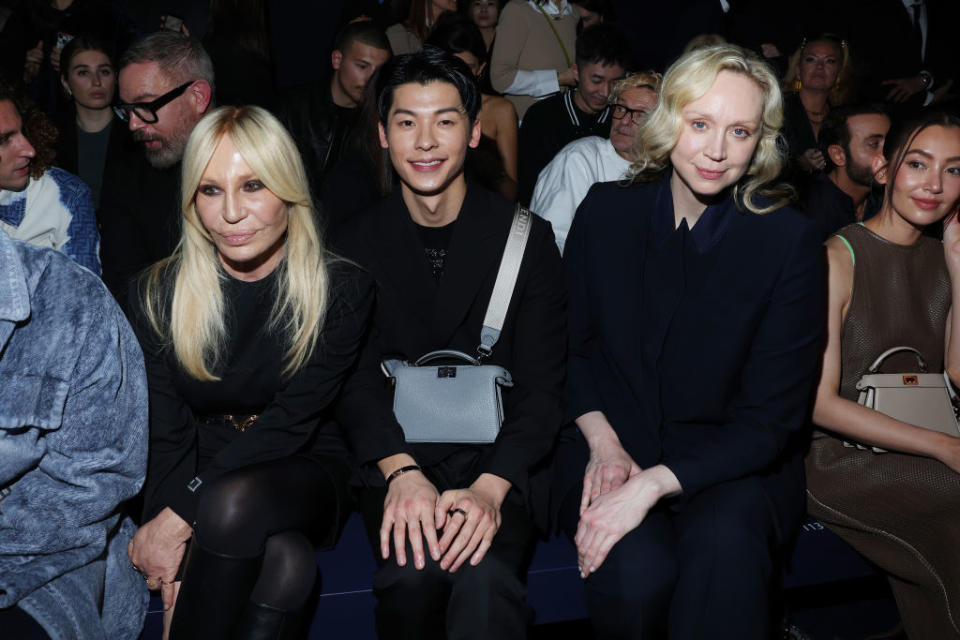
[555,177,825,539]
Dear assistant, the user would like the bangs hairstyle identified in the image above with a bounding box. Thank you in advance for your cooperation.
[376,46,481,126]
[629,44,792,214]
[142,105,328,381]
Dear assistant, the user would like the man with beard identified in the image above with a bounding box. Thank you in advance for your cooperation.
[801,105,891,240]
[99,32,214,309]
[531,72,659,253]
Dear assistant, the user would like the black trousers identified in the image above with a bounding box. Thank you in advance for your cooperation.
[358,463,536,640]
[559,475,779,640]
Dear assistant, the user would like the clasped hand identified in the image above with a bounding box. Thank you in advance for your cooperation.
[575,465,680,579]
[580,440,641,514]
[380,471,503,573]
[128,507,192,610]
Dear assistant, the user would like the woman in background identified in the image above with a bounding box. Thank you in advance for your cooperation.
[461,0,503,94]
[781,34,853,173]
[56,35,127,208]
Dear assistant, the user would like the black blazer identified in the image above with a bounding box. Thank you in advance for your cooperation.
[556,178,825,538]
[333,183,566,528]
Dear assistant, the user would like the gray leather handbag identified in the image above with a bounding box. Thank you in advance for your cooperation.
[381,206,532,444]
[850,346,960,453]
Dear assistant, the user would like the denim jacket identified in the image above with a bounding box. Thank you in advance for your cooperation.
[0,228,148,639]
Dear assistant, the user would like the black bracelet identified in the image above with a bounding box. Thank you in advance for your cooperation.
[386,464,422,485]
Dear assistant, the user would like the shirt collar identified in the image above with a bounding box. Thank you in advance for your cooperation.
[651,172,738,253]
[528,0,576,17]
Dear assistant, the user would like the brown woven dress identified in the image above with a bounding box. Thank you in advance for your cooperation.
[806,222,960,638]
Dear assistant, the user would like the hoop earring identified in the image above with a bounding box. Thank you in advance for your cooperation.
[794,79,802,91]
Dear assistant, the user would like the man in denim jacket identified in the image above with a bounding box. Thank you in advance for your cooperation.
[0,225,148,639]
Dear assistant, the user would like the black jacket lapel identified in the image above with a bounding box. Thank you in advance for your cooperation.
[429,185,508,347]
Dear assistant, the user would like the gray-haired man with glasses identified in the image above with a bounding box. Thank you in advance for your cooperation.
[531,72,659,253]
[99,32,214,308]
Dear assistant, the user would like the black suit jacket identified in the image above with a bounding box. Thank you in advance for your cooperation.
[845,0,956,106]
[333,183,567,528]
[556,178,825,539]
[98,145,181,310]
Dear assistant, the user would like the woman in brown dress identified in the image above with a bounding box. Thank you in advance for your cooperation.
[807,110,960,638]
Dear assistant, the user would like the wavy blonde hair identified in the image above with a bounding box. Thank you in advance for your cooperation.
[609,70,662,104]
[142,105,328,381]
[629,44,792,214]
[782,35,853,106]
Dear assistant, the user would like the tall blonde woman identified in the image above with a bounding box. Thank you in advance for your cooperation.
[126,106,373,639]
[555,44,824,638]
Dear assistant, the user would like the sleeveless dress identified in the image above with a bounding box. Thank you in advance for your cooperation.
[805,222,960,638]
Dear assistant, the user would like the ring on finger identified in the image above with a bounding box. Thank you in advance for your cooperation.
[451,507,467,518]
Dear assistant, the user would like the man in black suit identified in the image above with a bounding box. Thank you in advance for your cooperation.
[801,104,890,239]
[99,31,214,309]
[845,0,956,113]
[334,47,566,640]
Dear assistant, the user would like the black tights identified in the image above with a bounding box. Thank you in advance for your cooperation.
[171,456,340,638]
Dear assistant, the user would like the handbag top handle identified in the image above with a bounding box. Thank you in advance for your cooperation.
[478,205,533,359]
[868,346,928,373]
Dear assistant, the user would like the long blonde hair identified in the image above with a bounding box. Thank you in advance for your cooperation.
[142,105,328,381]
[629,44,792,214]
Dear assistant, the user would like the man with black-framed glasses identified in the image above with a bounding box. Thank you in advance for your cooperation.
[531,71,659,253]
[99,32,214,309]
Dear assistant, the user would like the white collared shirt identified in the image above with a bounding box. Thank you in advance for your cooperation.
[530,136,632,253]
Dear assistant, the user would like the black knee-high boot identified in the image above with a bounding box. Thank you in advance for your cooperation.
[233,601,306,640]
[169,539,263,640]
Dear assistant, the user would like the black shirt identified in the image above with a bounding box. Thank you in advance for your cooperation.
[132,261,374,525]
[415,220,457,281]
[801,172,857,241]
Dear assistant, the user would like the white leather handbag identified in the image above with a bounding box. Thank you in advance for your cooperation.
[850,346,960,452]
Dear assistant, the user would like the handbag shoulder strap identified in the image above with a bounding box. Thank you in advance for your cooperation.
[478,204,533,358]
[533,2,572,68]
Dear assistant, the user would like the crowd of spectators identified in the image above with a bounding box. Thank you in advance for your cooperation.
[2,0,960,639]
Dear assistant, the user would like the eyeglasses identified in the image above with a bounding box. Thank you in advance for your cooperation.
[114,81,194,124]
[611,103,648,125]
